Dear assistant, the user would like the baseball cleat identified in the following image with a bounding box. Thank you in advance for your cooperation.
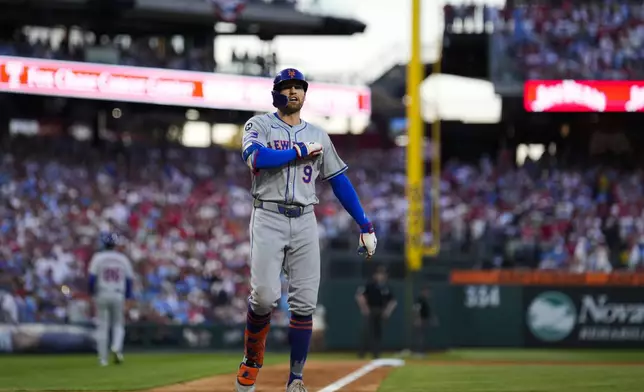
[236,363,259,392]
[99,359,108,367]
[234,380,256,392]
[112,351,124,364]
[286,379,307,392]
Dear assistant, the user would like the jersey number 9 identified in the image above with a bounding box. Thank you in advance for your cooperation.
[302,165,313,183]
[103,268,121,282]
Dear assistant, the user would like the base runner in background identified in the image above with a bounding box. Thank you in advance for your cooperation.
[236,68,377,392]
[88,233,134,366]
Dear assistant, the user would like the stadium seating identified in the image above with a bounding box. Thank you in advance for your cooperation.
[1,136,642,325]
[490,0,644,81]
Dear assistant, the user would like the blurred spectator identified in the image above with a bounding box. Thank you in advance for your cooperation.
[627,234,644,270]
[0,288,18,325]
[229,49,277,77]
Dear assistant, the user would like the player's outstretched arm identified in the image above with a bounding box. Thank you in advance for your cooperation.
[241,142,322,171]
[328,173,377,258]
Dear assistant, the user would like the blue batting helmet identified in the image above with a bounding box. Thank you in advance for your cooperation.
[271,68,309,108]
[100,232,119,249]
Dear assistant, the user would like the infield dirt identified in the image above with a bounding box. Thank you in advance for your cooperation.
[142,360,392,392]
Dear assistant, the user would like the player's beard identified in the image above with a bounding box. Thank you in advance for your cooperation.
[281,101,303,115]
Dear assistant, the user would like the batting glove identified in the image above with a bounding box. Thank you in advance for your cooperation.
[358,222,377,259]
[293,141,323,159]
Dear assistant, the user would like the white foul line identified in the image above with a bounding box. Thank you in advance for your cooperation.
[317,358,405,392]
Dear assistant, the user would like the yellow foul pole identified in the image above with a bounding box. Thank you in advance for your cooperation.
[404,0,423,351]
[405,0,423,272]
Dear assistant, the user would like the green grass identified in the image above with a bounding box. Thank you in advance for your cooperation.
[0,352,358,391]
[1,350,644,391]
[0,353,282,391]
[379,349,644,392]
[406,348,644,363]
[379,364,644,392]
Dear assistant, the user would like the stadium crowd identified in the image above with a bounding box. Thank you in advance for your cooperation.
[1,136,644,326]
[491,0,644,81]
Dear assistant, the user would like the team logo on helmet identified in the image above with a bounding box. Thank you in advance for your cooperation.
[288,69,296,78]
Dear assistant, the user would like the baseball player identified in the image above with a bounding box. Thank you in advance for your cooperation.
[88,233,134,366]
[235,68,377,392]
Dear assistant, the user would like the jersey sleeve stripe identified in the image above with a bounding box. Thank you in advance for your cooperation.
[243,140,265,150]
[321,165,348,181]
[241,142,264,161]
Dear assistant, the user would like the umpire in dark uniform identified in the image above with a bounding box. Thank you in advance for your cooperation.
[412,285,438,357]
[355,266,397,359]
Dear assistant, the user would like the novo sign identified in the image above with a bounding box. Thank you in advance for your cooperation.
[579,295,644,324]
[0,56,371,117]
[527,290,644,344]
[524,80,644,112]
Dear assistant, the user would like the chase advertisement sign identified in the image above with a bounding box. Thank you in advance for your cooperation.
[524,288,644,347]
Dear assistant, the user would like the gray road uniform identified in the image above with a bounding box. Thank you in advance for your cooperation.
[88,250,134,362]
[242,113,347,316]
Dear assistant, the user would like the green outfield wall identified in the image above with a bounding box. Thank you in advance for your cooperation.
[319,279,644,350]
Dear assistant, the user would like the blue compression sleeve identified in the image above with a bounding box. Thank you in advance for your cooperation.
[242,143,297,170]
[88,275,96,296]
[329,173,370,230]
[255,147,297,169]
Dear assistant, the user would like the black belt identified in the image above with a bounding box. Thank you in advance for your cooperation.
[253,199,314,218]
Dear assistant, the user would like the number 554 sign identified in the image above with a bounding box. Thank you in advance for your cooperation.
[464,285,500,308]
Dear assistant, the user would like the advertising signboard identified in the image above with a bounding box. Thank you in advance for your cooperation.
[524,80,644,113]
[524,287,644,347]
[0,56,371,117]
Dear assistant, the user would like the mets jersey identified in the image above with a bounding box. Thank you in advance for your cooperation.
[242,113,347,206]
[88,251,134,298]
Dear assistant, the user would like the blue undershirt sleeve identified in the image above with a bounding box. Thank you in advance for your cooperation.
[329,173,370,229]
